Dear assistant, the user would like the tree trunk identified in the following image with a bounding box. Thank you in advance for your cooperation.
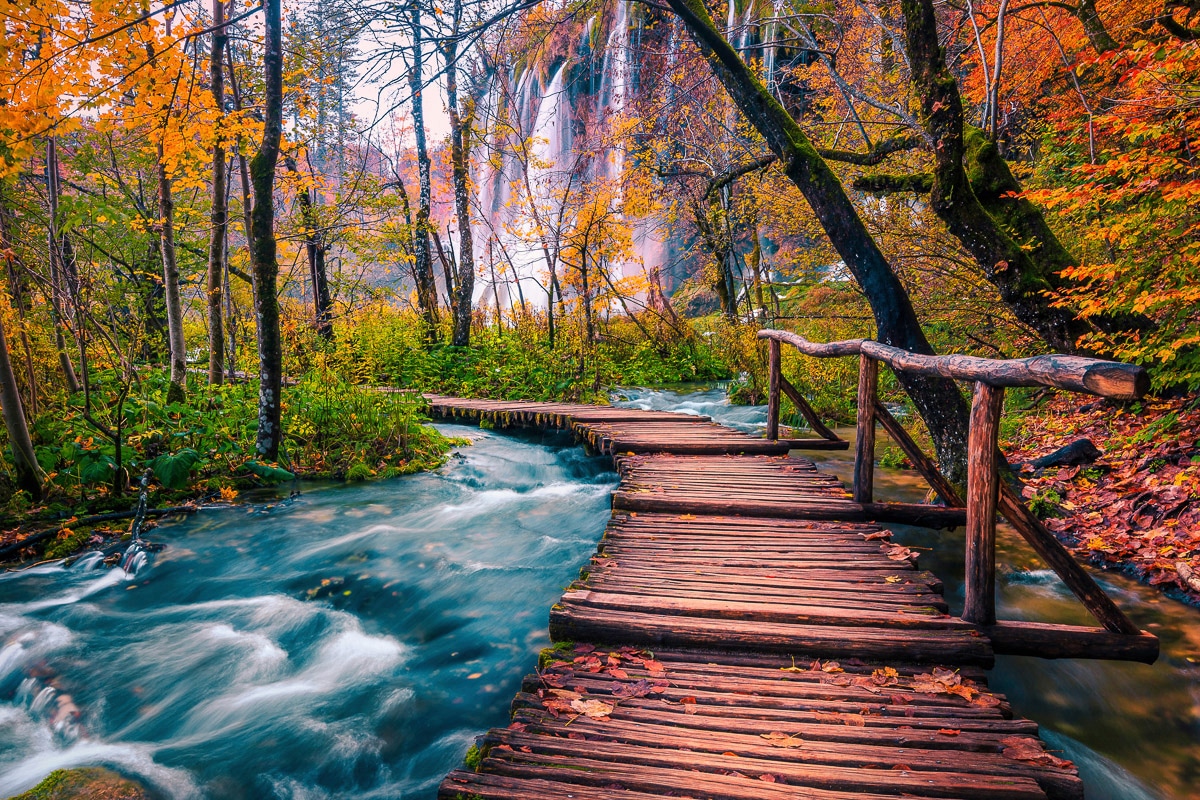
[1075,0,1118,53]
[443,1,475,348]
[899,0,1129,352]
[0,314,44,500]
[287,156,334,338]
[157,142,187,402]
[208,0,228,384]
[408,1,439,336]
[664,0,970,479]
[0,187,39,415]
[251,0,284,461]
[45,138,81,395]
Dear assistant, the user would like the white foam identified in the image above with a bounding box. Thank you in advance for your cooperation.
[0,738,202,800]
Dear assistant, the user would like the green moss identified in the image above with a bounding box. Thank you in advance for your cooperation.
[12,768,151,800]
[346,463,373,482]
[538,641,575,670]
[44,528,92,560]
[463,742,492,772]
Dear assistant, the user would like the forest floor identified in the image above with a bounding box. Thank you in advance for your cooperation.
[1006,394,1200,607]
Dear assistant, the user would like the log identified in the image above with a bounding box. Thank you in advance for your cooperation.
[757,329,866,357]
[859,341,1147,400]
[779,374,842,441]
[756,330,1148,399]
[1029,439,1102,469]
[981,621,1158,663]
[996,483,1142,635]
[964,383,1003,626]
[766,337,780,440]
[853,355,877,503]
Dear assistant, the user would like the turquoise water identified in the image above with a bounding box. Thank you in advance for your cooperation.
[0,426,615,798]
[615,386,1200,800]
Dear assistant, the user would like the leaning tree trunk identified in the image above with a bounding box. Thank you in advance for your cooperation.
[663,0,970,479]
[0,314,44,500]
[443,1,475,347]
[408,1,440,337]
[250,0,284,461]
[207,0,228,384]
[157,142,187,402]
[898,0,1134,352]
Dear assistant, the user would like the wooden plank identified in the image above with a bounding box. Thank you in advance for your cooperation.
[548,606,995,666]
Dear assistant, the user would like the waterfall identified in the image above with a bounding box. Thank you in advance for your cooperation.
[472,0,668,311]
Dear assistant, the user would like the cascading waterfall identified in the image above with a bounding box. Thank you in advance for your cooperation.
[473,0,670,312]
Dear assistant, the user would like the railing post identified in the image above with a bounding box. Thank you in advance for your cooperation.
[964,381,1004,626]
[853,355,877,503]
[766,337,780,441]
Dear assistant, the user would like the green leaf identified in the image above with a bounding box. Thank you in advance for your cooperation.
[242,460,296,483]
[78,452,117,484]
[151,447,201,489]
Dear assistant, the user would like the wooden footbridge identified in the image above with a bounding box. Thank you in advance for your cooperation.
[432,332,1158,800]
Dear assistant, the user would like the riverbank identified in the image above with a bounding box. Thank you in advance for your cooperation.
[1005,394,1200,607]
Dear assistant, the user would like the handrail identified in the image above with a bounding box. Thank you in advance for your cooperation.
[758,329,1149,400]
[757,328,1156,661]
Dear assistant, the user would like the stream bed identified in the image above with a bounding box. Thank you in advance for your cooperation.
[1,387,1197,799]
[615,386,1200,800]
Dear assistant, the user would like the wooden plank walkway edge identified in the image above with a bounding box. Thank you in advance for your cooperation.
[429,397,1086,800]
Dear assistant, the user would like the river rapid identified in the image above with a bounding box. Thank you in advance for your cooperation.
[1,388,1197,799]
[0,427,615,799]
[615,386,1200,800]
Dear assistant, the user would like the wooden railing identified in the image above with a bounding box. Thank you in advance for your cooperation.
[759,329,1158,663]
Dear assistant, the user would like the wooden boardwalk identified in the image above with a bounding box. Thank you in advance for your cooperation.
[430,397,1086,800]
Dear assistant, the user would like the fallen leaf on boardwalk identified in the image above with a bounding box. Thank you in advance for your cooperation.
[760,732,804,748]
[541,672,572,688]
[870,667,899,686]
[884,576,902,583]
[574,644,596,654]
[611,679,652,699]
[937,729,961,736]
[606,668,629,679]
[680,696,698,714]
[885,545,916,561]
[1000,736,1072,768]
[818,661,844,673]
[862,530,891,540]
[643,659,666,675]
[971,693,1003,708]
[678,514,696,520]
[891,764,913,771]
[570,699,614,718]
[760,774,777,782]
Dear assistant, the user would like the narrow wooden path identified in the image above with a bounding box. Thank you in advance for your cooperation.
[431,397,1086,800]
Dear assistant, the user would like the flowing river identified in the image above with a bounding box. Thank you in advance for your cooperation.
[0,427,616,798]
[0,387,1196,799]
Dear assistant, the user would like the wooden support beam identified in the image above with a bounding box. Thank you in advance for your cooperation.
[766,338,780,441]
[981,621,1158,663]
[964,382,1004,626]
[780,375,842,441]
[873,400,962,507]
[853,356,877,504]
[997,484,1142,635]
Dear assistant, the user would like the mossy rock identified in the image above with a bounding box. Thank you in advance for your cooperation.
[10,768,153,800]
